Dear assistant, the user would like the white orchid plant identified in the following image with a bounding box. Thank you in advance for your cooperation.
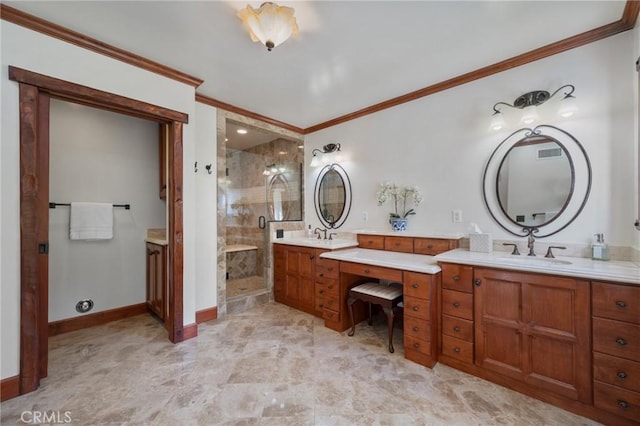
[376,182,423,220]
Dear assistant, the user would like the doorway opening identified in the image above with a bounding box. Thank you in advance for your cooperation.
[10,66,186,397]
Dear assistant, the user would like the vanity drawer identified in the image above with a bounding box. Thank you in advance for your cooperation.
[403,271,433,300]
[442,335,473,364]
[414,238,454,255]
[316,263,339,279]
[593,317,640,360]
[341,262,403,282]
[322,307,340,322]
[317,279,339,297]
[404,316,431,341]
[594,381,640,422]
[321,295,340,312]
[405,335,431,356]
[403,296,431,321]
[442,315,474,342]
[593,282,640,325]
[384,236,414,253]
[357,235,385,249]
[315,294,326,312]
[594,352,640,393]
[442,289,473,320]
[440,263,473,293]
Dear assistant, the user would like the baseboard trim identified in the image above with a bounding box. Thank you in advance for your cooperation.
[182,323,198,340]
[196,306,218,324]
[1,375,20,401]
[49,303,147,336]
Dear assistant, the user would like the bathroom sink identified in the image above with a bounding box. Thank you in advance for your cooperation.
[277,237,358,249]
[496,255,572,266]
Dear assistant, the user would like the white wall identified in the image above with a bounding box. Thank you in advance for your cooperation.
[305,32,637,249]
[1,21,198,379]
[194,102,218,311]
[634,23,640,252]
[48,100,166,321]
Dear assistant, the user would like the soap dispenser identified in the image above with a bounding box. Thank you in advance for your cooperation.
[591,233,610,261]
[307,225,313,239]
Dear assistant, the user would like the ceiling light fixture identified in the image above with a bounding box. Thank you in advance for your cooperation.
[490,85,577,131]
[310,143,342,167]
[236,128,248,134]
[237,2,299,52]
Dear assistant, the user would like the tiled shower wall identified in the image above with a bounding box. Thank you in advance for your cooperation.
[216,111,304,316]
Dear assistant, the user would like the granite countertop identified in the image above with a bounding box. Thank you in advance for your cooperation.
[145,228,167,246]
[320,248,441,275]
[274,237,358,250]
[435,249,640,285]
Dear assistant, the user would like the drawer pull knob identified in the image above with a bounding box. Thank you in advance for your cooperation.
[474,279,482,286]
[413,326,419,332]
[427,245,433,249]
[453,326,461,332]
[412,283,419,289]
[616,338,628,346]
[364,269,371,273]
[328,285,334,289]
[453,302,460,308]
[328,267,334,272]
[319,273,324,277]
[310,255,315,260]
[319,304,323,308]
[617,400,629,409]
[616,301,627,308]
[617,372,628,379]
[453,275,460,281]
[319,290,324,294]
[412,306,419,311]
[453,347,460,353]
[413,343,420,349]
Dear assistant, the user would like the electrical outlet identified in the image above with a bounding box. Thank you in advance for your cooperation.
[452,210,463,223]
[362,211,368,221]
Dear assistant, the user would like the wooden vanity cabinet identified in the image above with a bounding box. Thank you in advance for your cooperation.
[440,263,475,366]
[592,281,640,422]
[403,271,438,367]
[474,268,592,404]
[356,234,460,255]
[272,244,315,315]
[315,252,340,321]
[146,242,167,321]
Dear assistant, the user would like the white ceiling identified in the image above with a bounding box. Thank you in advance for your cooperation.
[5,1,627,130]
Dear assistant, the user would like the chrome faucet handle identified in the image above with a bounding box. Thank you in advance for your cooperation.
[329,232,338,240]
[502,243,520,255]
[545,246,566,258]
[313,228,323,239]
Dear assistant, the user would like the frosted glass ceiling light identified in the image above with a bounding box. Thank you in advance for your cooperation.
[490,84,576,130]
[237,2,299,51]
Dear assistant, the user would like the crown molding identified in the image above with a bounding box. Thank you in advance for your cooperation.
[195,93,304,135]
[0,4,204,88]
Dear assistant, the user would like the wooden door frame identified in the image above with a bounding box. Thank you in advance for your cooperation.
[9,66,188,396]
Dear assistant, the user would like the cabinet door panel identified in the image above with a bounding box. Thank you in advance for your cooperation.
[474,268,591,403]
[285,274,299,301]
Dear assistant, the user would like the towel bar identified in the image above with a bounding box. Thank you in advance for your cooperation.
[49,202,130,210]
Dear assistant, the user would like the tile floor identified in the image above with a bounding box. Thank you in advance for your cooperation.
[1,303,600,425]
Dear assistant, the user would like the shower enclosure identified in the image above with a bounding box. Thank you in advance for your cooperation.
[225,121,303,299]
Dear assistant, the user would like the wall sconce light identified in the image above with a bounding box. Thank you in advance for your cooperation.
[237,2,299,51]
[490,85,577,131]
[310,143,342,167]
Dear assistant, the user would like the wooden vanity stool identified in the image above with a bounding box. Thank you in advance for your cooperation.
[347,282,403,353]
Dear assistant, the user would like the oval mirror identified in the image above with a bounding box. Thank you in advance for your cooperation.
[268,173,291,221]
[314,164,352,229]
[483,125,591,237]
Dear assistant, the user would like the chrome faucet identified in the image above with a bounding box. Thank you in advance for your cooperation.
[314,227,328,240]
[329,232,338,240]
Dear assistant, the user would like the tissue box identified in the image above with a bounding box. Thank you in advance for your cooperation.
[469,233,493,253]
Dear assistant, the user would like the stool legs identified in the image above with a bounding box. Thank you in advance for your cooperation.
[382,306,396,353]
[347,296,356,337]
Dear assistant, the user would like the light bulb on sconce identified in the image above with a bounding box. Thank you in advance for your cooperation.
[310,142,342,167]
[490,84,577,131]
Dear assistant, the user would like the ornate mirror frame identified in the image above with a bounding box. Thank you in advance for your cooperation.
[482,125,592,238]
[314,163,352,229]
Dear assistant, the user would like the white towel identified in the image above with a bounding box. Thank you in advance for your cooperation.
[70,202,113,240]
